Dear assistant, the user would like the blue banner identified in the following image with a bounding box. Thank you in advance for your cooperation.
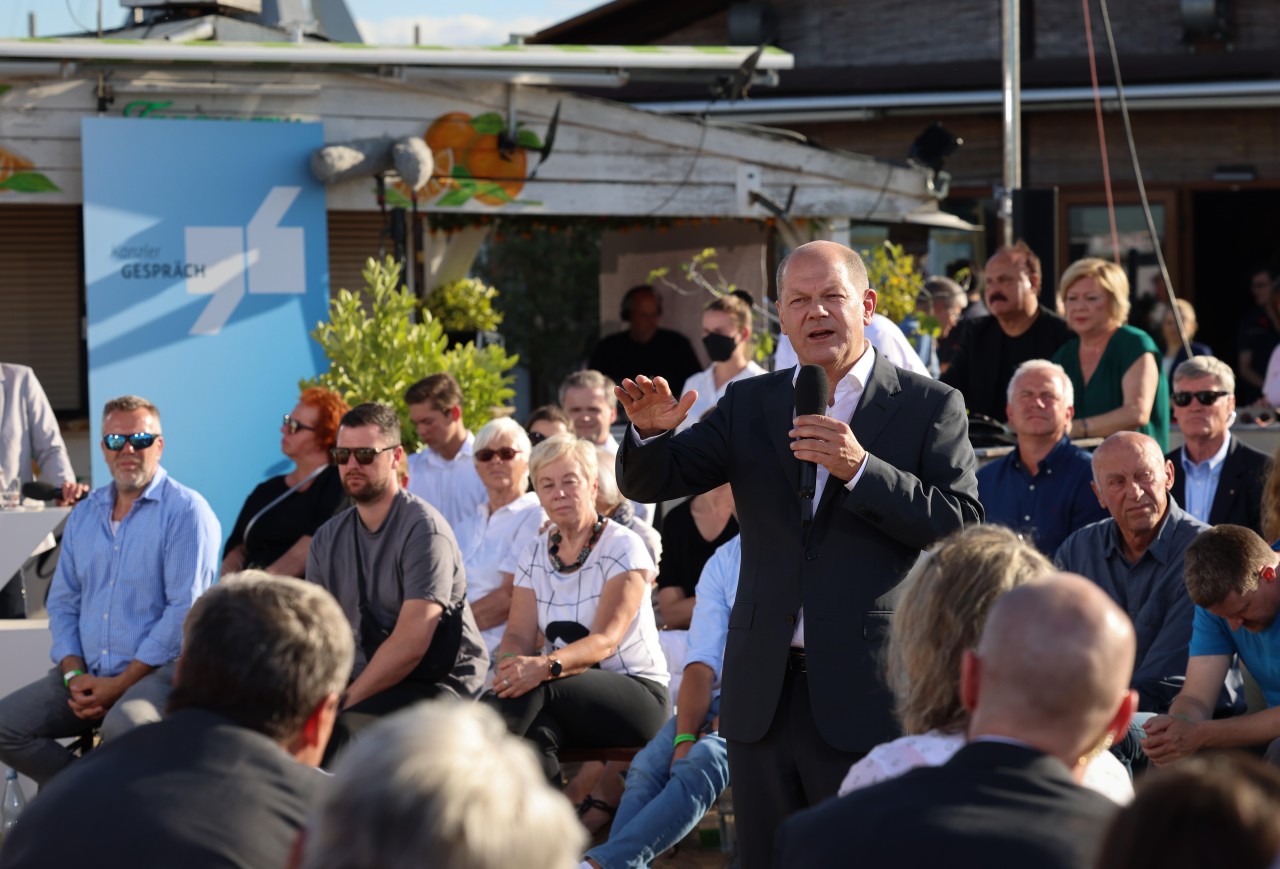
[81,117,329,543]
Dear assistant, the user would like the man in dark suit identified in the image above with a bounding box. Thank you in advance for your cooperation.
[1,572,353,869]
[776,575,1137,869]
[1166,355,1271,535]
[616,240,982,868]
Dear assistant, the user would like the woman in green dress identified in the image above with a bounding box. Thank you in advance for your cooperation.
[1051,258,1169,451]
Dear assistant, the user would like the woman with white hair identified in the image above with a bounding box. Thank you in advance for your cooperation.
[489,433,669,789]
[450,417,546,659]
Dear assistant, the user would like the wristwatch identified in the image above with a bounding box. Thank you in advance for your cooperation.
[548,656,563,679]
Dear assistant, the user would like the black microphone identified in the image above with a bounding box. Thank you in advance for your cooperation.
[21,481,70,503]
[794,364,828,527]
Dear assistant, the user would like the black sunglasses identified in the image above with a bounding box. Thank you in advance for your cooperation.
[1171,390,1230,407]
[102,432,159,451]
[330,445,396,465]
[529,431,548,445]
[476,447,521,463]
[283,414,316,434]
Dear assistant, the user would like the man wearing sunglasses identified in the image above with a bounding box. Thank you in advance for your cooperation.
[402,373,487,535]
[0,394,220,786]
[1165,356,1270,535]
[307,402,487,765]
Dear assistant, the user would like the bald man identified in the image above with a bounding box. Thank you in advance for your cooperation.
[776,576,1136,869]
[1054,431,1219,714]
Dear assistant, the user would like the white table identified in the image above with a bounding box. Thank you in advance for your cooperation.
[0,508,70,582]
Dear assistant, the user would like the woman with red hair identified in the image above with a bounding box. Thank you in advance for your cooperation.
[221,387,349,577]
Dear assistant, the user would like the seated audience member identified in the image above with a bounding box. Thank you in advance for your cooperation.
[594,447,662,567]
[1055,432,1212,713]
[1052,257,1170,451]
[0,394,219,786]
[561,371,653,525]
[840,526,1131,803]
[488,434,669,786]
[677,294,766,433]
[403,372,488,532]
[1141,526,1280,766]
[776,576,1137,869]
[296,701,585,869]
[1159,299,1212,386]
[1,572,353,869]
[589,284,702,398]
[307,403,488,764]
[584,535,741,869]
[1097,752,1280,869]
[451,418,546,660]
[526,403,571,446]
[1240,266,1280,406]
[928,276,967,375]
[654,483,736,630]
[773,313,930,377]
[978,360,1107,555]
[942,241,1072,422]
[222,387,348,577]
[1167,356,1270,534]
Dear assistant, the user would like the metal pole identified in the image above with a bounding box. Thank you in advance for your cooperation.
[1000,0,1021,246]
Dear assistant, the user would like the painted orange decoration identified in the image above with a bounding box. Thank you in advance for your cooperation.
[0,147,34,184]
[463,135,527,206]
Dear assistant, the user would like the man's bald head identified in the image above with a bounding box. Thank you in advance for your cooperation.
[775,240,870,295]
[1090,431,1165,486]
[965,573,1136,768]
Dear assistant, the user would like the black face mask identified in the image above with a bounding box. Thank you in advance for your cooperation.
[703,332,738,363]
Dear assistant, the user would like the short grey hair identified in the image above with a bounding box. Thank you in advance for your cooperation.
[1173,355,1236,395]
[474,416,532,457]
[529,432,598,486]
[558,370,615,406]
[167,571,354,743]
[299,701,586,869]
[103,395,161,427]
[1006,359,1075,408]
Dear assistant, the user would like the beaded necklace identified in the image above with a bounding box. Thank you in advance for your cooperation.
[549,513,606,573]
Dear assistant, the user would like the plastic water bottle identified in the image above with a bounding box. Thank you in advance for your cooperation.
[2,768,25,840]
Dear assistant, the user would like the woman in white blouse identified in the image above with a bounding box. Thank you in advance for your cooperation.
[839,525,1134,805]
[451,417,546,660]
[489,433,669,786]
[677,293,767,432]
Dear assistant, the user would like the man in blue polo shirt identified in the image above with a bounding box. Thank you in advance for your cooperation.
[1143,524,1280,765]
[978,359,1106,556]
[0,394,219,785]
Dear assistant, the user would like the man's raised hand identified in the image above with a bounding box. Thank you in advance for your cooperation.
[615,375,698,438]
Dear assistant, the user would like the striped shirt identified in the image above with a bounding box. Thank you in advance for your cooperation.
[47,466,220,676]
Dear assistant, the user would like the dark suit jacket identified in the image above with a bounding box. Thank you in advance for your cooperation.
[1,709,323,869]
[1167,436,1271,535]
[775,741,1119,869]
[618,352,982,752]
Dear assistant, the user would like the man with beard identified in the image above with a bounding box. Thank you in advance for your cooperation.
[942,241,1073,422]
[307,402,488,765]
[0,395,220,786]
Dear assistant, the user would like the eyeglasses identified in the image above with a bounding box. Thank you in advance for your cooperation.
[1171,391,1230,407]
[283,414,316,434]
[476,447,521,463]
[330,445,396,465]
[102,433,159,451]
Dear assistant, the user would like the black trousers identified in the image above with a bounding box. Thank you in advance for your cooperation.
[321,679,444,768]
[726,667,865,869]
[488,668,669,783]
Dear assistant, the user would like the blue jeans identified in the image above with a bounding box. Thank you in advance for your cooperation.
[586,699,730,869]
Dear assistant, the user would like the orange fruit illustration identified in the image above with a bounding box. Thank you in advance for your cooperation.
[463,134,527,206]
[423,112,477,198]
[0,147,34,187]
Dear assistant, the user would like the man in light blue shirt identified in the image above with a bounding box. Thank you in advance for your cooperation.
[584,534,740,869]
[1143,525,1280,766]
[0,395,219,785]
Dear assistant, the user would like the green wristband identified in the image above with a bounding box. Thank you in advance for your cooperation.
[673,733,698,748]
[499,653,516,660]
[62,669,85,690]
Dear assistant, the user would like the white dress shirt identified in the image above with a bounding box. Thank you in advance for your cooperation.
[404,431,488,534]
[678,360,769,433]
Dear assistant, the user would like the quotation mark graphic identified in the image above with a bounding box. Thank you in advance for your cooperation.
[185,186,305,335]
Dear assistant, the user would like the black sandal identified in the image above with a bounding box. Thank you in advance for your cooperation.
[576,796,617,820]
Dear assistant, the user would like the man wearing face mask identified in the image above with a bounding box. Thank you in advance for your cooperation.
[677,294,767,433]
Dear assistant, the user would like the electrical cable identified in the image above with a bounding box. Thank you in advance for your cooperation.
[1080,0,1121,266]
[1096,0,1190,357]
[644,99,712,217]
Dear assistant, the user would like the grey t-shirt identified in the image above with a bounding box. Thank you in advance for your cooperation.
[308,488,487,699]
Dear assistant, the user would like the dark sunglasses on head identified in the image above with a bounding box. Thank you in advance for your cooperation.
[330,445,396,465]
[476,447,521,463]
[1171,390,1230,407]
[283,414,316,434]
[102,432,159,451]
